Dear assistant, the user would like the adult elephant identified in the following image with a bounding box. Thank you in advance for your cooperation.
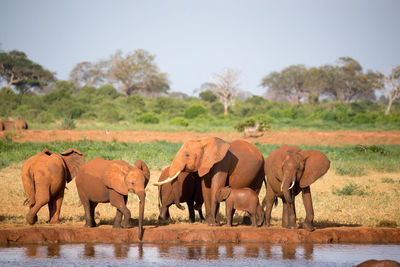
[158,166,204,223]
[264,145,330,231]
[2,121,13,131]
[15,119,28,130]
[21,148,85,225]
[154,137,265,226]
[75,158,150,240]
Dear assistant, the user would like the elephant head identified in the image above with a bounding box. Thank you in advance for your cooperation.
[215,186,231,202]
[272,146,330,204]
[154,137,230,185]
[103,160,150,240]
[60,148,86,183]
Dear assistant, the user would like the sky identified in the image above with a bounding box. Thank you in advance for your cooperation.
[1,0,400,96]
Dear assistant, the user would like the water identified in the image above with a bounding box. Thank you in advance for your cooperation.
[0,243,399,266]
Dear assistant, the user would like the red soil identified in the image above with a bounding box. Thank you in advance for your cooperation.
[1,130,400,145]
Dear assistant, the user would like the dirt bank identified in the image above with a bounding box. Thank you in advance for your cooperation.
[0,225,399,244]
[2,130,400,145]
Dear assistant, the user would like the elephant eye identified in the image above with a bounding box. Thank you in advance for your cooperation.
[131,182,135,185]
[185,153,190,158]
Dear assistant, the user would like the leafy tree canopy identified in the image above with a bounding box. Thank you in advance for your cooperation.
[0,50,55,94]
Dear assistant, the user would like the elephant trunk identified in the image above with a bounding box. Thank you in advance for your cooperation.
[281,174,294,204]
[137,191,146,241]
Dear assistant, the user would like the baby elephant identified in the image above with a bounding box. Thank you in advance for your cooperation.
[215,187,264,227]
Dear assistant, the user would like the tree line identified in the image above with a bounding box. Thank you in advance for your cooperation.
[1,48,400,115]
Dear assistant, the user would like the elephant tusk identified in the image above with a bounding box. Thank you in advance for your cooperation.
[289,181,295,190]
[153,170,181,186]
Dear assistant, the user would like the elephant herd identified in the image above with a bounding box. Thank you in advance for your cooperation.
[21,137,330,240]
[1,119,28,131]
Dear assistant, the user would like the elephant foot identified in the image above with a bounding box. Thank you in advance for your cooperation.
[121,221,133,228]
[26,214,37,225]
[303,222,315,232]
[241,216,252,225]
[85,223,97,227]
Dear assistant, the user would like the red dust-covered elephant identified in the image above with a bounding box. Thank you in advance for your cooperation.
[263,145,330,231]
[21,148,85,225]
[154,137,265,226]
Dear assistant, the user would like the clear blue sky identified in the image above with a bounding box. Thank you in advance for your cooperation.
[1,0,399,96]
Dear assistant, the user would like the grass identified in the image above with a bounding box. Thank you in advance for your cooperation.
[0,164,399,228]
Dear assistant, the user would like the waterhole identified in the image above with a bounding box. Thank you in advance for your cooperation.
[0,243,399,266]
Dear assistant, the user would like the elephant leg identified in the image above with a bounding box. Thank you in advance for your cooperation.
[263,187,275,227]
[80,198,97,227]
[110,191,132,228]
[209,172,228,226]
[287,201,297,229]
[225,203,234,226]
[172,180,185,210]
[187,200,195,223]
[201,174,212,224]
[49,190,64,224]
[302,186,315,231]
[197,207,205,221]
[26,187,50,225]
[250,212,257,227]
[114,209,123,228]
[282,200,288,228]
[158,204,169,221]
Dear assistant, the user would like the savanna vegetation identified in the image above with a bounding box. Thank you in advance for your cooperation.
[1,49,400,132]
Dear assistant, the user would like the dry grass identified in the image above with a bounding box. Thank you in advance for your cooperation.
[0,163,399,228]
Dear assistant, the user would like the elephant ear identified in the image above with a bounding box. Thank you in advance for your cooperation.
[103,162,131,195]
[298,150,330,188]
[198,137,230,177]
[61,148,85,183]
[134,160,150,188]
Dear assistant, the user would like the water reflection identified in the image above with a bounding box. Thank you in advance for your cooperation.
[155,242,315,261]
[0,242,398,266]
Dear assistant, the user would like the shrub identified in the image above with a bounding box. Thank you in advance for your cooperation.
[168,117,189,127]
[210,102,224,116]
[353,145,391,156]
[234,116,272,132]
[184,104,206,119]
[136,113,159,124]
[61,118,76,129]
[332,183,366,196]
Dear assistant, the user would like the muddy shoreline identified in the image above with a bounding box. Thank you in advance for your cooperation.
[0,226,399,245]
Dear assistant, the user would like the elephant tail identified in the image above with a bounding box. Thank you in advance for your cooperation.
[21,172,36,207]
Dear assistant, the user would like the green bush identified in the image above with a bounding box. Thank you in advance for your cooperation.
[199,90,217,102]
[136,113,159,124]
[61,118,76,129]
[168,117,189,127]
[184,104,206,119]
[210,102,224,116]
[332,183,365,196]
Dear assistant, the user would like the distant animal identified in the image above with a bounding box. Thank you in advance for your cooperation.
[105,129,110,135]
[244,122,261,137]
[15,120,28,130]
[157,166,204,223]
[21,148,85,225]
[2,121,14,131]
[215,186,264,227]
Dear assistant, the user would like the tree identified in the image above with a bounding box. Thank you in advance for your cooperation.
[107,49,169,96]
[0,50,55,94]
[326,57,382,102]
[199,90,217,102]
[69,61,106,88]
[303,67,330,103]
[201,68,241,115]
[261,65,308,104]
[384,66,400,115]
